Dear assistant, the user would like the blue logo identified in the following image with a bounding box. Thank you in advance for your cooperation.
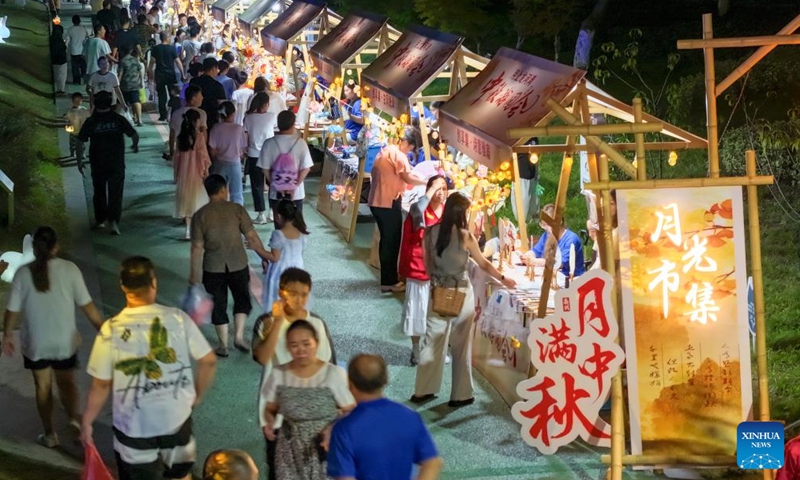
[737,421,784,469]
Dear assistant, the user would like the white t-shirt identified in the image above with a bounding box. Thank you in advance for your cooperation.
[243,112,277,158]
[253,312,333,425]
[66,25,89,56]
[6,258,92,361]
[257,134,314,200]
[231,88,253,126]
[85,38,111,75]
[209,122,247,163]
[181,39,202,70]
[86,304,213,438]
[170,106,207,133]
[89,71,120,104]
[262,362,353,406]
[267,91,287,116]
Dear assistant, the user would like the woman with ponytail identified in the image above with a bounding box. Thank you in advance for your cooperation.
[367,126,426,293]
[2,227,104,448]
[175,108,212,239]
[258,198,309,309]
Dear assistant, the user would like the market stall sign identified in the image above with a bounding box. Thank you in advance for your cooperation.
[310,11,387,84]
[260,0,327,56]
[617,187,752,458]
[360,25,463,119]
[511,270,625,455]
[237,0,281,36]
[438,48,584,170]
[211,0,240,23]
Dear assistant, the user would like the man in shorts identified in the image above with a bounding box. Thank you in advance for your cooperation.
[81,256,217,480]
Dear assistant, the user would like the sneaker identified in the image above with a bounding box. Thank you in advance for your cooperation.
[91,221,107,231]
[36,433,59,448]
[266,210,273,222]
[254,212,268,225]
[380,282,406,293]
[445,354,452,365]
[109,222,120,235]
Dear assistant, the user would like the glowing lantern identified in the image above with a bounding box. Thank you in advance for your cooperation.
[668,150,678,166]
[530,153,539,164]
[500,161,511,171]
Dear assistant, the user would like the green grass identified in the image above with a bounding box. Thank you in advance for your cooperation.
[0,2,70,329]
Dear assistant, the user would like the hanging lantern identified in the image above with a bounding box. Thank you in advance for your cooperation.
[530,153,539,165]
[668,150,678,166]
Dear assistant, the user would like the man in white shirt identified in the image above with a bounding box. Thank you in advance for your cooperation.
[82,256,217,480]
[257,110,314,216]
[67,15,89,85]
[84,23,111,80]
[88,56,127,110]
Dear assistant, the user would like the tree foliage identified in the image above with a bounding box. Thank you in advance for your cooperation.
[414,0,510,54]
[511,0,582,57]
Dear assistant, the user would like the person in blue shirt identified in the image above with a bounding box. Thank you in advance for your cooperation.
[342,80,363,143]
[523,203,586,280]
[327,354,443,480]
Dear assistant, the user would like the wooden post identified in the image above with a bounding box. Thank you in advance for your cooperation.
[511,152,529,251]
[746,150,774,480]
[468,185,484,229]
[536,152,572,320]
[598,153,624,480]
[633,97,647,180]
[449,51,461,96]
[416,101,433,163]
[703,13,720,178]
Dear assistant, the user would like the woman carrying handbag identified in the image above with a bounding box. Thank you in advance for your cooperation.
[411,193,516,408]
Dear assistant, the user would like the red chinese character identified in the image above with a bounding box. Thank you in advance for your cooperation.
[391,45,410,66]
[536,318,577,363]
[407,55,427,76]
[518,375,558,447]
[471,71,507,106]
[577,276,610,338]
[503,87,539,118]
[578,343,617,396]
[553,372,610,440]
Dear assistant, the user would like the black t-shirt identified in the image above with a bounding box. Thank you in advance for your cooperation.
[151,43,178,78]
[190,75,226,128]
[114,29,137,53]
[78,111,136,170]
[96,9,118,32]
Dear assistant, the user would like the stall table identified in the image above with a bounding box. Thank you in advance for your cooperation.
[316,149,366,242]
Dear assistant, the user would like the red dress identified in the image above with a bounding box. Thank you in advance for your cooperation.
[399,206,441,281]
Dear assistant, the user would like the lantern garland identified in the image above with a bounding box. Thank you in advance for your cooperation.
[437,145,512,213]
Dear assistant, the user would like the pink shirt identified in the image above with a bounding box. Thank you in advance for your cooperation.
[367,144,411,208]
[208,122,246,163]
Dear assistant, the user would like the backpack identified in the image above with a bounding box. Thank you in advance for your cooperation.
[270,136,302,196]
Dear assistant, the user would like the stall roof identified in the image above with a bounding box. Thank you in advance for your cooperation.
[260,0,327,56]
[211,0,241,22]
[361,24,463,119]
[438,47,585,170]
[238,0,280,31]
[309,11,387,83]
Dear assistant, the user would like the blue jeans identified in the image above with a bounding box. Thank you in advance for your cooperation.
[212,161,243,206]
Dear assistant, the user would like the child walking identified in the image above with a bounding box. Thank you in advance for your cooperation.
[260,199,309,309]
[63,92,90,173]
[174,108,211,239]
[209,101,247,205]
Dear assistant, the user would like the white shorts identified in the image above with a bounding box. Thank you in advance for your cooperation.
[403,279,430,337]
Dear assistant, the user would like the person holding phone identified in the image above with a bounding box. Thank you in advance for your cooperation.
[261,321,353,480]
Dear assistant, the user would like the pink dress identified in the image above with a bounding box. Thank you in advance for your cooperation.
[174,131,211,219]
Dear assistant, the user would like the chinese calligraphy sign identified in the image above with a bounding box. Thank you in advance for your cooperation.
[617,187,752,457]
[511,270,624,455]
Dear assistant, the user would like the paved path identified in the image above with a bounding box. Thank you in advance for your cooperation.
[0,4,663,478]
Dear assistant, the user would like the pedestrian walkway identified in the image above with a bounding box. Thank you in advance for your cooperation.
[0,3,662,478]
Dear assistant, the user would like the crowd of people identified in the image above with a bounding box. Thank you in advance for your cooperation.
[2,1,612,479]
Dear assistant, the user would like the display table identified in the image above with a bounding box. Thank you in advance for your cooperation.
[470,257,554,406]
[316,149,366,243]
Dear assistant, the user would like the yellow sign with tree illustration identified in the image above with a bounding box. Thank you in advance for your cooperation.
[617,187,753,458]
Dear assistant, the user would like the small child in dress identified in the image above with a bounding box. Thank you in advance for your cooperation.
[174,108,211,239]
[260,199,309,309]
[63,92,90,173]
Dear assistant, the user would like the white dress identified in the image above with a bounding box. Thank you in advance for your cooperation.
[262,230,307,308]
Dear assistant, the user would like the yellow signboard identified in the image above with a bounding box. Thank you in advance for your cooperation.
[617,187,752,457]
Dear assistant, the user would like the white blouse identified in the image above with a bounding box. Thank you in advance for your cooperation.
[262,362,354,407]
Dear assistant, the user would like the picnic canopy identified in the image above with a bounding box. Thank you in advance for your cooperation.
[237,0,281,36]
[360,24,463,119]
[260,0,327,56]
[309,10,388,83]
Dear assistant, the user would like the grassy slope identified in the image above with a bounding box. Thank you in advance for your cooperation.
[0,2,70,328]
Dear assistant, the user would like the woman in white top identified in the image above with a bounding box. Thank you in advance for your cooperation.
[262,320,354,480]
[1,227,104,448]
[243,92,277,224]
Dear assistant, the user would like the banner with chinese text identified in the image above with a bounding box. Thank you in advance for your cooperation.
[438,47,584,170]
[617,187,752,458]
[310,11,387,83]
[260,0,326,56]
[511,270,625,454]
[360,25,463,119]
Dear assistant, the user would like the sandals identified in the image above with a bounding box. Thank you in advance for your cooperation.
[215,346,229,358]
